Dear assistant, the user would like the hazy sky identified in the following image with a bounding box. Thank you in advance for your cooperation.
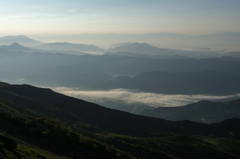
[0,0,240,36]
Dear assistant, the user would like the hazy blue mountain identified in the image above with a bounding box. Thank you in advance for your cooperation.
[105,51,191,59]
[108,42,178,55]
[107,42,227,58]
[92,70,240,95]
[0,35,44,47]
[109,42,138,49]
[141,99,240,123]
[25,65,113,88]
[2,50,240,90]
[38,42,105,53]
[0,42,38,52]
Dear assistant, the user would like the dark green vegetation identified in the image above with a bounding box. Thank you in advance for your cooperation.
[141,99,240,123]
[0,81,240,159]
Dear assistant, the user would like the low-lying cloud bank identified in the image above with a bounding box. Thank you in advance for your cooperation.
[53,87,240,107]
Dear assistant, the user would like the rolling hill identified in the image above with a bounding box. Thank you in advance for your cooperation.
[92,70,240,95]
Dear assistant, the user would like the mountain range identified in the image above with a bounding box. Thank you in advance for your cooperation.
[1,35,240,58]
[37,42,105,53]
[0,35,104,54]
[42,32,240,52]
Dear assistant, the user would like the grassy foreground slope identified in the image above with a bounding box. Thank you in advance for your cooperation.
[0,82,240,159]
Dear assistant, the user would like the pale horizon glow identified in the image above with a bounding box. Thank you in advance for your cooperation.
[0,0,240,37]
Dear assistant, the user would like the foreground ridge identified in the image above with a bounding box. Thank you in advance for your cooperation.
[0,82,240,159]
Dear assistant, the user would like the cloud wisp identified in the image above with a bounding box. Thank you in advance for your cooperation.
[53,88,240,107]
[68,8,78,12]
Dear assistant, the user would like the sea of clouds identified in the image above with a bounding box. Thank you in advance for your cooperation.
[53,87,240,107]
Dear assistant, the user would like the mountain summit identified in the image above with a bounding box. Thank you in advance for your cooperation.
[10,42,25,49]
[0,42,36,52]
[0,35,44,47]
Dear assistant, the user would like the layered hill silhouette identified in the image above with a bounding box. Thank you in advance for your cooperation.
[0,42,38,52]
[1,81,240,158]
[25,65,113,87]
[141,99,240,123]
[1,48,240,94]
[92,70,240,95]
[107,42,225,58]
[108,42,172,55]
[38,42,105,53]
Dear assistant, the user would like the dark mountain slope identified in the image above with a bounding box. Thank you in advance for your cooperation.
[0,98,134,159]
[0,82,9,88]
[0,98,239,159]
[1,82,240,158]
[0,82,240,140]
[141,99,240,123]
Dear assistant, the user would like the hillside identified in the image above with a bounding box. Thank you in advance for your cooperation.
[25,65,113,88]
[0,97,133,159]
[92,70,240,95]
[141,99,240,123]
[0,82,240,158]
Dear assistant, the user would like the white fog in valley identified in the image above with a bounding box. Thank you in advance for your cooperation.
[54,87,240,108]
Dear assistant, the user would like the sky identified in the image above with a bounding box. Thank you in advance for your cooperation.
[0,0,240,37]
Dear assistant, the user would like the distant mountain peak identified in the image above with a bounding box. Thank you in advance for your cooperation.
[10,42,22,47]
[9,42,26,49]
[0,35,43,47]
